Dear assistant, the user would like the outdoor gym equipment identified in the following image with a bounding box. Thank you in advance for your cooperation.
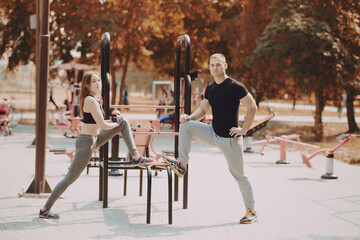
[0,98,23,136]
[97,33,192,224]
[248,134,320,164]
[0,103,11,136]
[54,117,81,138]
[52,83,81,138]
[301,134,360,179]
[243,110,275,153]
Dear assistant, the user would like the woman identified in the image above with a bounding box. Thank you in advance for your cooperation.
[39,71,152,219]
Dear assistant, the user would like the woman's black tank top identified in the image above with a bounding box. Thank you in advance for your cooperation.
[82,95,105,124]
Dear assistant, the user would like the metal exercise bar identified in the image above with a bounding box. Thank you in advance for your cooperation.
[99,32,177,224]
[110,105,178,109]
[100,32,110,207]
[146,165,152,224]
[174,34,191,208]
[183,74,191,209]
[131,132,179,136]
[167,166,173,224]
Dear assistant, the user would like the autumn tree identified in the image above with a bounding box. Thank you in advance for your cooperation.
[0,0,36,70]
[331,1,360,133]
[250,0,359,140]
[231,0,274,106]
[107,0,161,105]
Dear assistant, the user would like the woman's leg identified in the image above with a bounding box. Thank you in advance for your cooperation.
[43,135,96,210]
[95,118,138,158]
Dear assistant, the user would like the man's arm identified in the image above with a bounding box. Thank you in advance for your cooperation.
[229,93,258,137]
[180,99,211,123]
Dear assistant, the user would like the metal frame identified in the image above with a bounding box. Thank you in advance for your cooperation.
[174,34,191,209]
[98,32,192,224]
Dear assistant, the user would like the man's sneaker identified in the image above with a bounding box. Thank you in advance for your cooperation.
[162,156,187,178]
[240,208,258,224]
[131,155,154,166]
[39,209,60,219]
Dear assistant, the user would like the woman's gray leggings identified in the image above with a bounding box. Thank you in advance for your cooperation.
[179,121,255,210]
[44,118,137,210]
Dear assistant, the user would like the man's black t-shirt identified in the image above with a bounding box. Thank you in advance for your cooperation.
[204,78,248,138]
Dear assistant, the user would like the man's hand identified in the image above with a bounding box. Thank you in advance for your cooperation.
[229,127,247,138]
[180,114,191,123]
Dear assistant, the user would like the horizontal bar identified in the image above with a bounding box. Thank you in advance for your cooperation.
[111,105,182,109]
[108,165,167,170]
[130,131,179,136]
[273,137,319,148]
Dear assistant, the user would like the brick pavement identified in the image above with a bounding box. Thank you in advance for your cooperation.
[0,125,360,240]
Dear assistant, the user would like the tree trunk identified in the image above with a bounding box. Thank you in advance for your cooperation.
[111,65,117,105]
[345,87,360,133]
[118,47,130,105]
[314,89,325,141]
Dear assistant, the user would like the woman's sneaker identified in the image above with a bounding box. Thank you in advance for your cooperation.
[39,209,60,219]
[131,155,154,166]
[240,208,258,224]
[162,156,187,178]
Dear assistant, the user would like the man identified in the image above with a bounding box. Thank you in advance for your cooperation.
[163,53,258,224]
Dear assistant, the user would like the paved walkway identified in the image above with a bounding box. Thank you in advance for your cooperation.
[0,125,360,240]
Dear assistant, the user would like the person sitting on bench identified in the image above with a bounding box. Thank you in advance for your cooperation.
[159,90,175,124]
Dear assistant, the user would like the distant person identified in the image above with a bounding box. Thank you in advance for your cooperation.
[159,90,175,123]
[56,106,70,125]
[48,81,59,110]
[339,91,347,118]
[123,85,129,106]
[39,71,153,219]
[156,87,168,118]
[163,53,258,224]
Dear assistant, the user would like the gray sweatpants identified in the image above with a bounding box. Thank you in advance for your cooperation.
[179,121,255,210]
[44,118,137,210]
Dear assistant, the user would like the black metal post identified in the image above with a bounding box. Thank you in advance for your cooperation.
[100,32,110,207]
[183,75,191,209]
[146,166,152,224]
[167,166,173,224]
[173,34,190,208]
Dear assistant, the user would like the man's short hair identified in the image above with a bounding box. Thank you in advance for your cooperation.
[210,53,226,63]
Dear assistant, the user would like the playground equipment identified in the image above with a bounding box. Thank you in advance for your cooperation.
[96,33,191,224]
[52,82,82,138]
[301,134,360,179]
[249,133,359,179]
[0,98,23,136]
[243,110,275,152]
[54,116,81,138]
[0,103,11,136]
[248,134,320,164]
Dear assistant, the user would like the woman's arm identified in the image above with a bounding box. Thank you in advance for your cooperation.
[84,97,119,129]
